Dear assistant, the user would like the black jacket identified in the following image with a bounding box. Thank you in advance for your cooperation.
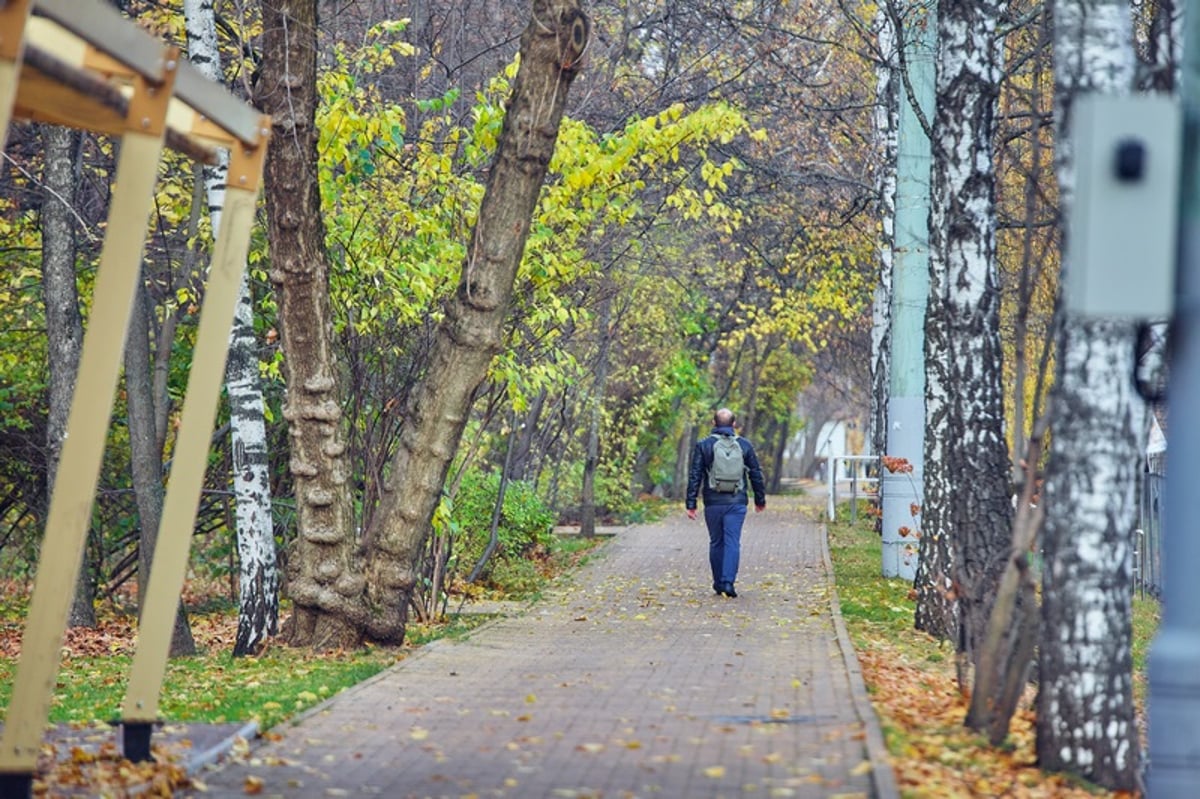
[685,426,767,510]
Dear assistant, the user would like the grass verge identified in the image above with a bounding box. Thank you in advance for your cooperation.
[0,534,607,732]
[827,513,1148,799]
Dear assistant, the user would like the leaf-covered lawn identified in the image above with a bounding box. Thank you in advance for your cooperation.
[0,585,487,795]
[828,517,1145,799]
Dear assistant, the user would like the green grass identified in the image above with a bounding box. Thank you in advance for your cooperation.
[828,513,1161,692]
[0,620,495,730]
[827,515,936,662]
[0,533,605,732]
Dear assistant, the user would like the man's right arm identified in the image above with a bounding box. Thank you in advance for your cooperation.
[685,439,705,512]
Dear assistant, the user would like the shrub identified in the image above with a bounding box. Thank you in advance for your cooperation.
[451,470,555,586]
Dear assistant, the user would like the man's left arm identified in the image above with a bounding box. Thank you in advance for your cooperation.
[745,442,767,511]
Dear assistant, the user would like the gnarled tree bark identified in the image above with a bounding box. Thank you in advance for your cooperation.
[361,0,590,643]
[256,0,362,650]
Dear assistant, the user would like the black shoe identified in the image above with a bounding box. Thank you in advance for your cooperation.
[713,584,722,595]
[721,583,737,598]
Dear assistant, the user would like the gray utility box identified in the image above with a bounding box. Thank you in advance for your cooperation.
[1067,94,1180,318]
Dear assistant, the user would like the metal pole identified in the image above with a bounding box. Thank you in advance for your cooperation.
[1148,2,1200,788]
[881,1,935,580]
[827,456,836,521]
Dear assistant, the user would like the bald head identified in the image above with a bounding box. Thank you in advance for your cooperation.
[713,408,735,427]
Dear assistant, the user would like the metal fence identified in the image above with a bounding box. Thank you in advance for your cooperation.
[825,455,881,522]
[821,456,1163,599]
[1137,471,1165,599]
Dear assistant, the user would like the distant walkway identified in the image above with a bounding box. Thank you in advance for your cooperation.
[190,499,897,798]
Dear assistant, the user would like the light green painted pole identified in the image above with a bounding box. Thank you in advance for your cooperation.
[881,2,935,580]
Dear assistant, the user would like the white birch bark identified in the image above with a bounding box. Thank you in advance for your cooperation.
[922,0,1012,663]
[870,6,898,462]
[184,0,279,656]
[1037,0,1141,789]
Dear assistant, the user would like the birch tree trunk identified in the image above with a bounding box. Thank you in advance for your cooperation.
[1036,0,1142,788]
[39,125,95,628]
[360,0,590,644]
[184,0,279,657]
[922,0,1012,680]
[870,3,898,467]
[256,0,362,650]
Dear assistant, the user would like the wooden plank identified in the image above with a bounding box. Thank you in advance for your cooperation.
[34,0,263,146]
[0,72,172,775]
[123,179,262,726]
[0,0,32,152]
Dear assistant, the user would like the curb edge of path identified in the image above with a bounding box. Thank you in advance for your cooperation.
[819,522,901,799]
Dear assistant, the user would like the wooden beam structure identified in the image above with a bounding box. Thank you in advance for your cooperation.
[0,2,270,794]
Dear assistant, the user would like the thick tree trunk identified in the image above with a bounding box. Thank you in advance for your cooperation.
[185,0,279,657]
[769,418,788,494]
[257,0,362,650]
[361,0,589,644]
[1036,1,1142,789]
[1038,321,1141,787]
[921,0,1012,686]
[39,125,96,628]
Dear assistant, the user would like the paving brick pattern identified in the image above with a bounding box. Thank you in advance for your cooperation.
[190,501,897,798]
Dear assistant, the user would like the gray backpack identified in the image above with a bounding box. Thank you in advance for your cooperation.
[707,434,745,493]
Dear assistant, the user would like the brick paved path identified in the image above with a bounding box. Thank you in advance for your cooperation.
[191,499,897,798]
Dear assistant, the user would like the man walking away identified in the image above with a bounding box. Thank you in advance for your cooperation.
[685,408,767,597]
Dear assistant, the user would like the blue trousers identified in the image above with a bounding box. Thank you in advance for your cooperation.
[704,503,747,588]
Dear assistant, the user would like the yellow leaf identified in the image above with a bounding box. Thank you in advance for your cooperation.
[850,760,873,776]
[410,727,429,741]
[703,765,726,778]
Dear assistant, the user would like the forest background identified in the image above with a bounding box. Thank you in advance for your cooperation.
[0,0,1175,794]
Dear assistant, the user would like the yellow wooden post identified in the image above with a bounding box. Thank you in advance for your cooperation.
[120,129,268,760]
[0,0,30,151]
[0,0,31,152]
[0,56,177,786]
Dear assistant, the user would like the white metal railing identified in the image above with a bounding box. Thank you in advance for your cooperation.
[826,455,881,521]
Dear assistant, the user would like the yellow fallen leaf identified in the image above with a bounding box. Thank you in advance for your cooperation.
[243,775,265,795]
[526,693,537,704]
[703,765,726,778]
[851,760,873,776]
[410,727,429,741]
